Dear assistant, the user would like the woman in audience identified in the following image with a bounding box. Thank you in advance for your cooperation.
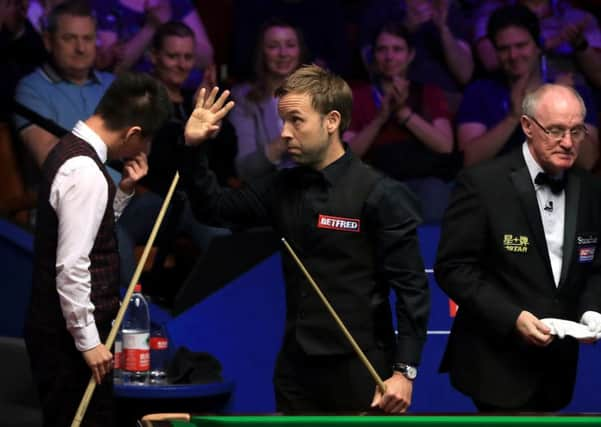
[344,21,456,222]
[229,18,307,181]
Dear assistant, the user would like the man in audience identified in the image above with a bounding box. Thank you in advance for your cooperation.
[436,83,601,411]
[473,0,601,89]
[457,4,599,170]
[14,0,114,168]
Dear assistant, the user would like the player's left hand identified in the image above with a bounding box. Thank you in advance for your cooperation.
[185,87,235,146]
[119,152,148,194]
[371,372,413,414]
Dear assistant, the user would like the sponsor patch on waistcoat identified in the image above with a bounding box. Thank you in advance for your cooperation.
[317,214,360,232]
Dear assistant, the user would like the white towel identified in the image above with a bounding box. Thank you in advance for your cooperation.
[541,318,598,341]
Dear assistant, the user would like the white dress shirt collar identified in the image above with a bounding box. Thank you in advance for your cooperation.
[522,142,565,287]
[72,120,108,163]
[522,142,564,186]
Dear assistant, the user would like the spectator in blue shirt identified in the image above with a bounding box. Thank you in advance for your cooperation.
[14,0,114,168]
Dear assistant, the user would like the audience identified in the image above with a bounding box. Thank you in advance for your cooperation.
[457,4,599,170]
[93,0,213,78]
[10,1,599,236]
[117,21,234,292]
[345,21,455,223]
[14,0,114,170]
[229,18,306,181]
[360,0,475,112]
[473,0,601,90]
[0,0,47,122]
[228,0,350,81]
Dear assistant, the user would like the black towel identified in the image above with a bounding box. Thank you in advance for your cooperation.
[167,346,223,384]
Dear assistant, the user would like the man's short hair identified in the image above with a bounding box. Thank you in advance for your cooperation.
[522,84,587,119]
[45,0,96,34]
[275,64,353,135]
[487,4,541,48]
[152,21,195,51]
[94,72,172,138]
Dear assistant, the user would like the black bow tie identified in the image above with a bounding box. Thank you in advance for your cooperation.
[535,172,565,195]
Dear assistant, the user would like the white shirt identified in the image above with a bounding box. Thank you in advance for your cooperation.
[51,121,132,352]
[522,143,565,287]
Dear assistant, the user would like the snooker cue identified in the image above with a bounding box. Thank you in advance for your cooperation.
[280,238,387,394]
[71,172,181,427]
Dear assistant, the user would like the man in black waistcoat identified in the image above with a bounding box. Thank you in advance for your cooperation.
[181,64,430,413]
[25,72,170,427]
[435,84,601,412]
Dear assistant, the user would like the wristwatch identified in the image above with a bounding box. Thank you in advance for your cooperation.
[393,362,418,380]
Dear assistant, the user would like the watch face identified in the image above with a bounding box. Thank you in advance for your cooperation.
[406,366,417,380]
[394,363,417,380]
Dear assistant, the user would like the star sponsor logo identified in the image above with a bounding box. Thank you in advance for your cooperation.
[317,214,361,232]
[503,234,529,253]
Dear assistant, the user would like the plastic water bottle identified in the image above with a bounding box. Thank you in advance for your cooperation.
[113,326,123,384]
[149,325,169,385]
[121,284,150,385]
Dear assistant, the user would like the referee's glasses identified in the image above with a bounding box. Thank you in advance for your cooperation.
[526,115,588,143]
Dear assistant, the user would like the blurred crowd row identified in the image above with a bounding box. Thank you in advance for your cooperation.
[1,1,600,283]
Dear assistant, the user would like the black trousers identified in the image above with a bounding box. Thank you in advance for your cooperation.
[26,322,114,427]
[273,334,392,413]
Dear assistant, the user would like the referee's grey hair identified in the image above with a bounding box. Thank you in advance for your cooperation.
[522,84,586,118]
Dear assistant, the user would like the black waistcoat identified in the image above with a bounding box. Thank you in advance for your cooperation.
[28,133,120,331]
[274,156,393,355]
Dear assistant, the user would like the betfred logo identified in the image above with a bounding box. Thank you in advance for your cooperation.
[317,214,361,232]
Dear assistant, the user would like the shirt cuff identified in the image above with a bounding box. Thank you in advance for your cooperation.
[70,323,101,352]
[115,186,134,203]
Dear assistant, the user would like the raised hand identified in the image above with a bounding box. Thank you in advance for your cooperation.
[119,152,149,195]
[145,0,171,28]
[509,72,531,117]
[545,17,589,51]
[185,87,235,146]
[431,0,450,29]
[391,77,410,109]
[404,0,434,32]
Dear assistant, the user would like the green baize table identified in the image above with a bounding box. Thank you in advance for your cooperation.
[164,415,601,427]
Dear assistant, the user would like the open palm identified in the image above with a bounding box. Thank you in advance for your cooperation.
[185,87,235,146]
